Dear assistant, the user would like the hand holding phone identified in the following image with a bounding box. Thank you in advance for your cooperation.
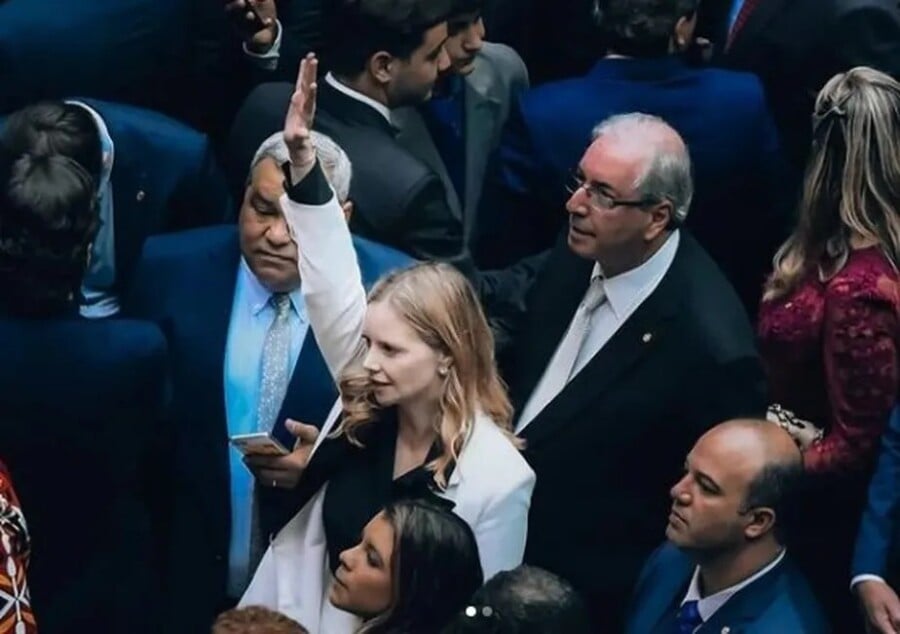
[230,431,290,457]
[225,0,278,50]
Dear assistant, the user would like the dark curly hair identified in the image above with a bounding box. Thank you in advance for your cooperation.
[595,0,699,57]
[1,101,102,183]
[0,153,99,317]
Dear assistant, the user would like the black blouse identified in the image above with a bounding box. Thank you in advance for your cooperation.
[319,408,450,573]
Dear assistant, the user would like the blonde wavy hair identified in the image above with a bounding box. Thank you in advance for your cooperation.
[335,262,517,488]
[764,67,900,301]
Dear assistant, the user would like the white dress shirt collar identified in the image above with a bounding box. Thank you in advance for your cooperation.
[591,230,680,320]
[239,258,306,321]
[325,73,392,123]
[682,548,786,623]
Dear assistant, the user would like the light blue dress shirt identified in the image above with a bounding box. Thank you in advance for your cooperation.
[729,0,748,30]
[223,259,309,597]
[69,101,119,319]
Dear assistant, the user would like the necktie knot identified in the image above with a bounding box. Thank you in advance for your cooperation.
[581,276,607,313]
[676,599,703,633]
[270,293,291,318]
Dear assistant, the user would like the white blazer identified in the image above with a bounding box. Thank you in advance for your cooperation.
[239,173,535,632]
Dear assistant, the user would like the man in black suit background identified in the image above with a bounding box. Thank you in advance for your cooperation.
[504,113,767,632]
[698,0,900,171]
[229,0,468,264]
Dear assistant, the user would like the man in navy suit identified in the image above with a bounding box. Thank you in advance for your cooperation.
[852,406,900,634]
[1,99,230,317]
[626,420,828,633]
[123,131,411,634]
[478,0,787,314]
[0,150,169,633]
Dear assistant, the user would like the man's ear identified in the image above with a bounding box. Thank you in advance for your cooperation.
[368,51,394,85]
[341,201,354,222]
[743,507,777,540]
[643,201,673,242]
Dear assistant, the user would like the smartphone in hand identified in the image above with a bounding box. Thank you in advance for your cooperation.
[230,432,290,456]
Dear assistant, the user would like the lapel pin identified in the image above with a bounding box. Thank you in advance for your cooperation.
[721,627,730,634]
[641,332,653,343]
[136,189,146,202]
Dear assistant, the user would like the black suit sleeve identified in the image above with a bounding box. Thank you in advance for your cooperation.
[835,3,900,76]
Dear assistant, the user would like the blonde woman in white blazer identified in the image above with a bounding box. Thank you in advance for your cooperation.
[240,55,535,633]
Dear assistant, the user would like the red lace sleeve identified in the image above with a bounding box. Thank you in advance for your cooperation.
[804,270,900,474]
[0,462,37,634]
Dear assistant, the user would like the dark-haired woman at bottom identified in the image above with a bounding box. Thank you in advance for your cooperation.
[329,499,484,634]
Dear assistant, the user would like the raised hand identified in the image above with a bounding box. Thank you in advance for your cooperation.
[284,53,318,184]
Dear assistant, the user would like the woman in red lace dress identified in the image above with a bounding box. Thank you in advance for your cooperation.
[758,67,900,630]
[0,459,37,634]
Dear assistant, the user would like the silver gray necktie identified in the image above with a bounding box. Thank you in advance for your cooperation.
[516,276,607,431]
[256,293,293,433]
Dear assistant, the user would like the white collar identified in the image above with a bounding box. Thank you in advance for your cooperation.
[682,548,786,623]
[65,100,115,191]
[239,258,306,321]
[591,230,680,319]
[325,73,393,123]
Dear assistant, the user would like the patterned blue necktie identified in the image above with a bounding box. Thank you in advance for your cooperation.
[676,600,704,634]
[256,293,292,433]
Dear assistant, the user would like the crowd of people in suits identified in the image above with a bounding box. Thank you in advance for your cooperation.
[0,0,899,632]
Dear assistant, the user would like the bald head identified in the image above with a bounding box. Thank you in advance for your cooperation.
[668,419,804,551]
[699,419,802,474]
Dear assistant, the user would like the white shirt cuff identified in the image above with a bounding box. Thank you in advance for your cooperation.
[243,18,282,70]
[852,574,888,590]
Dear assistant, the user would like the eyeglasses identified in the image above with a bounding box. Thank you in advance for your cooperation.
[566,171,660,211]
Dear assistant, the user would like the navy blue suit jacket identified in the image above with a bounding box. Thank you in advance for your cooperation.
[478,56,789,313]
[1,98,230,294]
[0,315,169,634]
[853,406,900,583]
[627,543,829,634]
[123,224,411,634]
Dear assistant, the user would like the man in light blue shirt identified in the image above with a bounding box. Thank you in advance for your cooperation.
[124,130,411,633]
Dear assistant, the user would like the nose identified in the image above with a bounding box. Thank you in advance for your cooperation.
[463,19,485,53]
[437,45,451,72]
[362,347,381,373]
[266,215,292,246]
[566,186,589,216]
[670,474,692,505]
[338,546,357,572]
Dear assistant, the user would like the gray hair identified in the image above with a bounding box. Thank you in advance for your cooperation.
[591,113,693,225]
[249,131,353,202]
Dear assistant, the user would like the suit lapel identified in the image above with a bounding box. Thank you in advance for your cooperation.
[511,249,592,417]
[727,0,788,59]
[463,69,501,243]
[519,237,688,445]
[699,558,786,633]
[520,288,677,445]
[392,107,463,222]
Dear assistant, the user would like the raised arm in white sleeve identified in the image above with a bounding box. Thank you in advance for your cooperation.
[280,187,367,379]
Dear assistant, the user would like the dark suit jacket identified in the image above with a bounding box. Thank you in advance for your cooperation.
[122,225,411,634]
[229,80,468,263]
[506,232,767,631]
[699,0,900,170]
[478,56,788,314]
[626,543,830,633]
[853,405,900,586]
[0,314,168,634]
